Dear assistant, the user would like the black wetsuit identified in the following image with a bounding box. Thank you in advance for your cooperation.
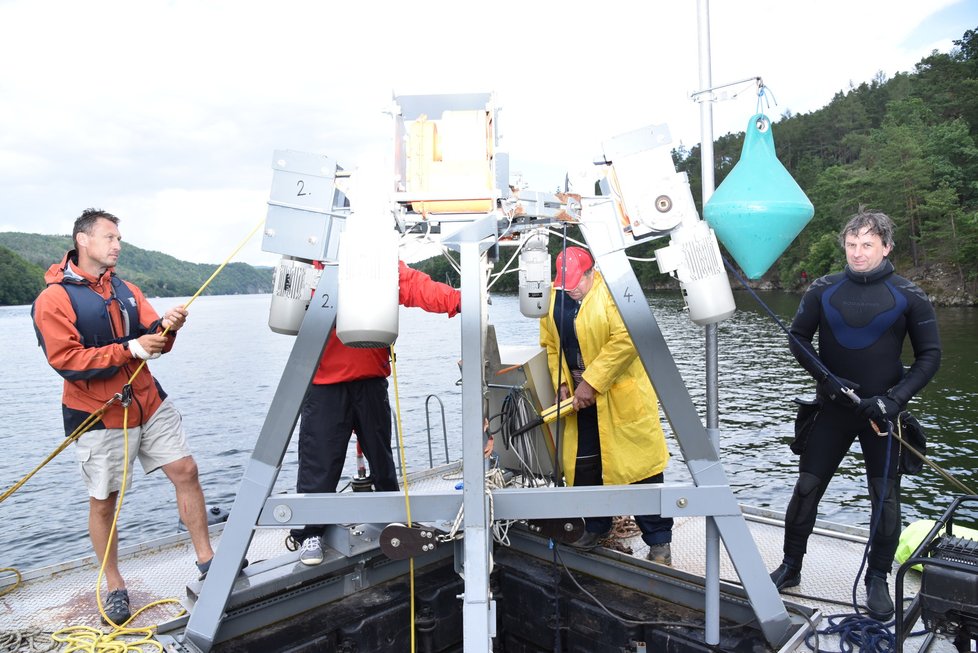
[783,259,941,575]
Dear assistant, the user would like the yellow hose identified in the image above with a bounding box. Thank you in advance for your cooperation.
[390,344,416,653]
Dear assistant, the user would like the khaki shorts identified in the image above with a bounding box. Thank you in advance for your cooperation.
[74,400,193,500]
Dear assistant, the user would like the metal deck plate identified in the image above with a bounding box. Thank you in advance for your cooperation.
[0,526,288,633]
[0,472,960,652]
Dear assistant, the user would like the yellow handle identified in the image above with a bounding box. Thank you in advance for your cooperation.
[539,397,576,423]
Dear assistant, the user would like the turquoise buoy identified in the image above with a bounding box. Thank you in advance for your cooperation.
[703,114,814,279]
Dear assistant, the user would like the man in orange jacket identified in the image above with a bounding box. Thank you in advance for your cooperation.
[292,260,462,565]
[32,209,216,626]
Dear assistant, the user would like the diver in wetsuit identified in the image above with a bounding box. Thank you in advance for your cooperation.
[769,210,941,622]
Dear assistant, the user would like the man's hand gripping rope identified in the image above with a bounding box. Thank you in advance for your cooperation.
[818,373,893,435]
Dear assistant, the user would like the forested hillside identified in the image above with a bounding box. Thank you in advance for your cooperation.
[0,232,272,306]
[419,27,978,305]
[0,245,45,306]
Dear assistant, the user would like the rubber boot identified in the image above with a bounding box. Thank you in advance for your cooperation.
[770,560,801,590]
[864,570,894,622]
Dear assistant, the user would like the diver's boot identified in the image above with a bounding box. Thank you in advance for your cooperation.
[864,571,894,622]
[769,561,801,590]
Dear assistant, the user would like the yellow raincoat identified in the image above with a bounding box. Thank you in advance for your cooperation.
[539,271,669,486]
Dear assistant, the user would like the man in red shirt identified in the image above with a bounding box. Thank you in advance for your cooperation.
[292,261,461,565]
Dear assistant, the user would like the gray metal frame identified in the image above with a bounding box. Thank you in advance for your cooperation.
[183,183,792,653]
[181,207,795,651]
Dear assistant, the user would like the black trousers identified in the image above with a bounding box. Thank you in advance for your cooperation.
[783,402,902,574]
[291,377,397,541]
[574,405,674,546]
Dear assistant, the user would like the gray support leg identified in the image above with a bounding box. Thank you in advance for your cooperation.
[587,244,793,647]
[183,267,339,652]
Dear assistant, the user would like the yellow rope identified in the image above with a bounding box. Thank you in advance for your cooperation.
[51,406,185,652]
[127,217,266,377]
[1,406,111,505]
[390,344,416,653]
[0,566,21,598]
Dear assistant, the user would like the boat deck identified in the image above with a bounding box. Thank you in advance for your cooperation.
[0,474,956,652]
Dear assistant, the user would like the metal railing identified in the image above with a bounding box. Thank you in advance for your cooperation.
[424,394,451,467]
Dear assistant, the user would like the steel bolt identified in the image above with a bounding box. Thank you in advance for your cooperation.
[272,505,292,523]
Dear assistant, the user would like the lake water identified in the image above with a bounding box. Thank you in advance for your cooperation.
[1,291,975,573]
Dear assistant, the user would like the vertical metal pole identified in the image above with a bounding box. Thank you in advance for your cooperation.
[697,0,721,645]
[456,222,494,651]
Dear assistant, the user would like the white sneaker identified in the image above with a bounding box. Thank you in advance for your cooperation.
[299,536,324,566]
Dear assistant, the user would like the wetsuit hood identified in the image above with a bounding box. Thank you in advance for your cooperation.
[844,258,894,284]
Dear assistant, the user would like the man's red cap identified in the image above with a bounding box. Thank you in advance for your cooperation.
[554,246,594,290]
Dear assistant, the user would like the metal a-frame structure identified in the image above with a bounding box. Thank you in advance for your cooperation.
[179,93,797,652]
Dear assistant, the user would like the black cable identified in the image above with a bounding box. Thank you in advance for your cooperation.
[551,226,570,653]
[494,388,536,481]
[722,257,853,398]
[552,545,823,645]
[794,429,898,653]
[552,225,569,488]
[852,432,894,614]
[552,543,562,653]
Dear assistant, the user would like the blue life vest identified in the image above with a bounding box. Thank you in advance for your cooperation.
[61,275,141,348]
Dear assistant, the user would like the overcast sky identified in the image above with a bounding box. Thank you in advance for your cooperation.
[1,0,975,267]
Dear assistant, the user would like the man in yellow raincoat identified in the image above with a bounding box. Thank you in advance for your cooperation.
[539,246,673,564]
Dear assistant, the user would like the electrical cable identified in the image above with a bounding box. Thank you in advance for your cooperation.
[549,225,573,653]
[552,226,569,487]
[487,223,531,291]
[783,430,900,653]
[721,257,839,386]
[805,430,899,653]
[491,386,550,484]
[552,545,821,649]
[542,226,655,264]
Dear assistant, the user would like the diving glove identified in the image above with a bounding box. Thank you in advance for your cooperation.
[817,376,860,407]
[856,395,901,431]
